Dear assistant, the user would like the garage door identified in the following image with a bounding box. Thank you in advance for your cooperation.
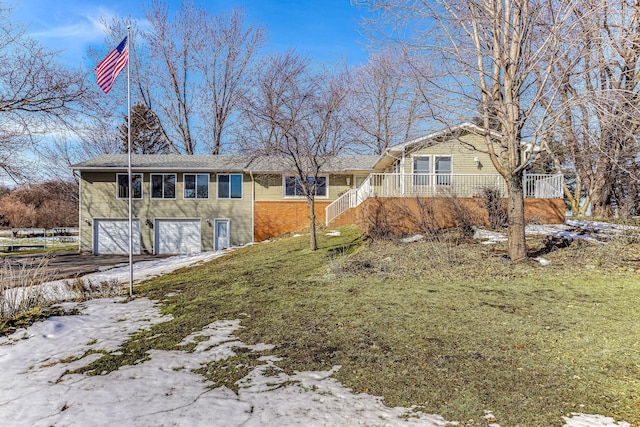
[155,219,201,254]
[94,219,140,254]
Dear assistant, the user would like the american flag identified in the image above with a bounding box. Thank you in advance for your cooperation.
[95,37,129,94]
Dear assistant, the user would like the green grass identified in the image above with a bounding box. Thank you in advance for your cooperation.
[72,227,640,425]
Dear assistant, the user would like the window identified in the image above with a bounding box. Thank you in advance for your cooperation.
[284,176,327,197]
[184,174,209,199]
[218,174,243,199]
[435,156,452,186]
[413,156,431,186]
[117,174,143,199]
[151,174,176,199]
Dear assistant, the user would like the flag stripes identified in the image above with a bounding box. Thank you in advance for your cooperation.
[96,37,129,94]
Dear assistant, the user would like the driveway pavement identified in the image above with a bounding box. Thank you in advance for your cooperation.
[2,252,172,282]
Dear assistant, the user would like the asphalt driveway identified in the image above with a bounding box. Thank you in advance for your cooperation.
[2,252,172,282]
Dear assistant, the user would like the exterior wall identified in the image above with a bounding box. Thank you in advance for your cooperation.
[327,197,565,234]
[403,133,496,176]
[254,200,331,241]
[253,173,369,201]
[251,172,369,241]
[80,172,253,253]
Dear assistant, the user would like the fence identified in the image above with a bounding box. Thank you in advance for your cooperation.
[0,228,79,252]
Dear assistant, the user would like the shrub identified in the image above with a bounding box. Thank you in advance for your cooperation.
[0,257,52,319]
[479,186,507,230]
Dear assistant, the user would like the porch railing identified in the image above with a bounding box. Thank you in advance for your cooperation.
[326,173,564,226]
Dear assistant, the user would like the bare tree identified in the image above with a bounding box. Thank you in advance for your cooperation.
[349,49,429,154]
[100,2,265,156]
[362,0,575,260]
[542,0,640,217]
[195,8,266,154]
[238,51,351,250]
[0,5,89,182]
[141,0,206,154]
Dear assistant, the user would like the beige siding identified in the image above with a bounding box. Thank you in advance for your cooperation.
[253,173,370,201]
[80,172,253,253]
[403,133,497,175]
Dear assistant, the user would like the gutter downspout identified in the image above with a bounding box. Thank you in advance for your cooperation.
[250,171,255,243]
[78,171,82,253]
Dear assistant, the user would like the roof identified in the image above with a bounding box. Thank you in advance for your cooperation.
[373,122,496,170]
[71,154,379,174]
[71,154,249,171]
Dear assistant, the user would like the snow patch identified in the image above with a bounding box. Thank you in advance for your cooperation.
[563,413,631,427]
[401,234,425,243]
[0,298,455,426]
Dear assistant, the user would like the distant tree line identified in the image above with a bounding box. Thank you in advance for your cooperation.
[0,181,78,229]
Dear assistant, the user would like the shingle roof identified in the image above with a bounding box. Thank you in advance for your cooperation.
[246,155,378,173]
[71,154,250,171]
[71,154,379,173]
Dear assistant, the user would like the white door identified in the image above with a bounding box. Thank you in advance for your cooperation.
[214,219,230,251]
[95,219,140,255]
[155,219,201,254]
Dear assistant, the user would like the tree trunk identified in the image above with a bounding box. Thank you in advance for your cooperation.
[506,173,527,261]
[589,181,612,217]
[307,196,317,251]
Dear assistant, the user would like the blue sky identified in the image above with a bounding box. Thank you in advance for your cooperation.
[12,0,372,68]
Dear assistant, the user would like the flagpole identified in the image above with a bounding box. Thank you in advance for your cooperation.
[127,25,133,297]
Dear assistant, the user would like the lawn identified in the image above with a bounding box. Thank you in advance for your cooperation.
[78,226,640,426]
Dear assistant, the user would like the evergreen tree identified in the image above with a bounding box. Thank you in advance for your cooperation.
[118,102,170,154]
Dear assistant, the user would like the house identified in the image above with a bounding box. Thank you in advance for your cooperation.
[71,154,376,254]
[72,123,565,254]
[325,122,565,233]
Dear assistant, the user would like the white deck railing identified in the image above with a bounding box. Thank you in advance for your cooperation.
[326,173,564,226]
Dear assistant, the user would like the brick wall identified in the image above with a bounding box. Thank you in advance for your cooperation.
[327,197,565,235]
[254,200,332,241]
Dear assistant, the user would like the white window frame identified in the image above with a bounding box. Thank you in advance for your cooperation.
[412,156,431,186]
[184,173,210,199]
[116,173,143,199]
[217,173,243,199]
[150,173,177,199]
[434,155,453,186]
[283,175,328,198]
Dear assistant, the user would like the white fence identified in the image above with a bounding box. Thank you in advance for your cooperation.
[326,173,564,226]
[0,228,79,251]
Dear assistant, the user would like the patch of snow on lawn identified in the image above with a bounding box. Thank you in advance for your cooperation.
[474,219,640,245]
[563,413,631,427]
[5,251,228,307]
[473,228,507,244]
[401,234,425,243]
[0,297,454,426]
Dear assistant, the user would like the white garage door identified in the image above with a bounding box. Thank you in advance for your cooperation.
[155,219,201,254]
[95,219,141,254]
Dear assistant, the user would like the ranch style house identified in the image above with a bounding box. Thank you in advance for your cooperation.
[72,123,565,254]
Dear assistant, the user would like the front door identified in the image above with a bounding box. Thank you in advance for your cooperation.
[214,219,230,251]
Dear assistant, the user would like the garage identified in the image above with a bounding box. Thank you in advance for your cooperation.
[94,219,141,254]
[155,219,201,254]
